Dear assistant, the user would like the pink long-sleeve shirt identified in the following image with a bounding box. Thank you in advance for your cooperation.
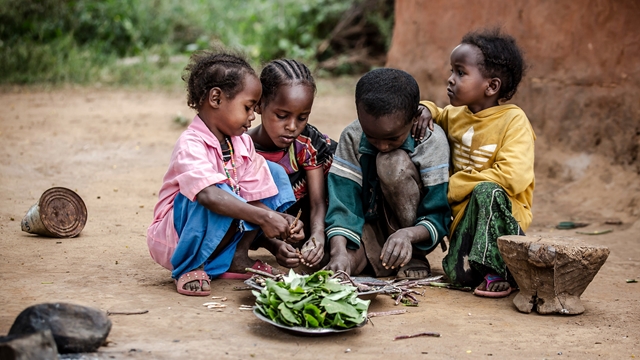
[147,115,277,269]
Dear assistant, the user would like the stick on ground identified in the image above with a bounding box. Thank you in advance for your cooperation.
[107,310,149,316]
[368,309,407,318]
[393,332,441,340]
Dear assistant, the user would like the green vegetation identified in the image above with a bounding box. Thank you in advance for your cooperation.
[253,269,370,329]
[0,0,393,87]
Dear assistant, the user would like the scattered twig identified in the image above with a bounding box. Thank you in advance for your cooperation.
[331,270,374,292]
[244,267,280,279]
[107,310,149,316]
[427,282,473,292]
[206,304,227,309]
[233,286,253,291]
[393,332,441,341]
[368,309,407,318]
[576,229,613,235]
[394,292,405,305]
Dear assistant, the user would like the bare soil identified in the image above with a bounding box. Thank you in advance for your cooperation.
[1,86,639,359]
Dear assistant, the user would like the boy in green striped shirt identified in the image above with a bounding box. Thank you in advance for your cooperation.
[325,68,451,278]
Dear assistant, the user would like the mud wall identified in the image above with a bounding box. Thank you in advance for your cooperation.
[386,0,640,171]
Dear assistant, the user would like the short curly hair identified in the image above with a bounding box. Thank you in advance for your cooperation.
[182,49,256,110]
[355,68,420,124]
[461,28,527,101]
[260,59,316,106]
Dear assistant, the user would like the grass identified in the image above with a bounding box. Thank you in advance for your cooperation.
[0,0,367,87]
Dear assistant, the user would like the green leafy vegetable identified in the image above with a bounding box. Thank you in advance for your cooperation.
[254,269,369,329]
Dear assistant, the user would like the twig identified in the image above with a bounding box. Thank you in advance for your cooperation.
[233,286,253,291]
[404,293,419,304]
[427,282,473,292]
[107,310,149,316]
[367,309,407,318]
[394,332,441,341]
[290,209,302,230]
[576,229,613,235]
[244,267,279,279]
[331,270,358,286]
[394,293,404,305]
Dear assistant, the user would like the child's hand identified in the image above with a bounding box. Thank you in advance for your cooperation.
[380,230,413,270]
[412,105,434,141]
[259,212,291,240]
[299,234,325,268]
[282,213,305,243]
[274,241,301,268]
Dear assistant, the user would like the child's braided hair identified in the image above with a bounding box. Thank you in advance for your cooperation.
[462,28,527,101]
[183,49,256,110]
[260,59,316,105]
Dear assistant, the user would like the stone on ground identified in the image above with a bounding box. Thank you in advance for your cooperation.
[8,303,111,354]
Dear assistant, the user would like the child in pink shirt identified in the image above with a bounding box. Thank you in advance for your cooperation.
[147,51,302,296]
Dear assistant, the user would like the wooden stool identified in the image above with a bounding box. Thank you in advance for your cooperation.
[497,235,609,315]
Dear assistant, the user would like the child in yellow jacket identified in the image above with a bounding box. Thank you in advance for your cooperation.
[421,28,535,297]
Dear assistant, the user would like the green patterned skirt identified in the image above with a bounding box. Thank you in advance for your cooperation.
[442,182,524,287]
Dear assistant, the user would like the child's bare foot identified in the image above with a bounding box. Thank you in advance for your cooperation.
[325,251,353,274]
[226,257,260,274]
[397,258,431,279]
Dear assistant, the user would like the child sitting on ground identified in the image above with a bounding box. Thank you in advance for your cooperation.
[147,50,303,296]
[325,68,452,278]
[420,28,535,297]
[248,59,337,270]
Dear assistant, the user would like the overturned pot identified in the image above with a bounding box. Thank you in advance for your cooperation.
[21,187,87,238]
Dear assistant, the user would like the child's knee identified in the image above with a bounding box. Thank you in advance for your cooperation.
[376,150,418,184]
[473,182,502,193]
[472,182,509,202]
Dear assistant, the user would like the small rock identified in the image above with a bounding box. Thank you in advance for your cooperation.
[0,330,58,360]
[8,303,111,354]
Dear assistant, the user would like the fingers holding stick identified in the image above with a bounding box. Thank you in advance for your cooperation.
[290,209,302,230]
[285,209,304,244]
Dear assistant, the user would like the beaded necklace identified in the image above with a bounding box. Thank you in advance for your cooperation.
[224,137,240,195]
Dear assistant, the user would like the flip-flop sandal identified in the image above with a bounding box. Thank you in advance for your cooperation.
[473,274,513,298]
[175,269,211,296]
[218,260,277,280]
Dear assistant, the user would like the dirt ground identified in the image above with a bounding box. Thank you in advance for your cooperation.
[0,85,639,359]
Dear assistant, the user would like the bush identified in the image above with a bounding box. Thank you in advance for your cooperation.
[0,0,392,85]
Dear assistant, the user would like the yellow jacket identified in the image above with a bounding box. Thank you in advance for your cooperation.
[421,101,536,233]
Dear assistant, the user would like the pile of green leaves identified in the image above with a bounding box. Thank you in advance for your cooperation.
[253,269,370,329]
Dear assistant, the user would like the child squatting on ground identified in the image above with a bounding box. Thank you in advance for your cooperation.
[248,59,337,270]
[146,51,304,296]
[324,68,452,278]
[420,28,535,298]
